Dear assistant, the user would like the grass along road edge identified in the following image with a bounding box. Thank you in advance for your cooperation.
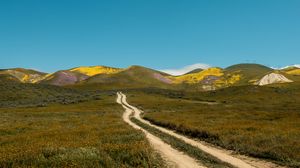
[116,92,204,168]
[131,117,233,168]
[120,92,285,168]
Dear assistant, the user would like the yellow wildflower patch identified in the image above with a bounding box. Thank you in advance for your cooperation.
[215,74,241,87]
[21,74,30,82]
[286,69,300,75]
[70,66,122,76]
[171,67,224,84]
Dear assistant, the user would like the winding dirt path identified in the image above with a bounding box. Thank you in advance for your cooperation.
[118,92,284,168]
[116,92,205,168]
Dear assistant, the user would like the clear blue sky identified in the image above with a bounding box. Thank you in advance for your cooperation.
[0,0,299,72]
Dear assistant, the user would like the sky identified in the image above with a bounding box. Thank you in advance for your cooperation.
[0,0,299,73]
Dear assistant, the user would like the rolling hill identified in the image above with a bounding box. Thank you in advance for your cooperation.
[279,66,300,83]
[0,73,20,83]
[69,66,122,76]
[184,68,203,75]
[0,68,47,83]
[81,65,174,89]
[224,63,273,84]
[39,70,89,86]
[0,63,297,90]
[39,66,123,86]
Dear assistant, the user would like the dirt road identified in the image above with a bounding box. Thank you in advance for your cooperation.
[117,92,284,168]
[117,92,205,168]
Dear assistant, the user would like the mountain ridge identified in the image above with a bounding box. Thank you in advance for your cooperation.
[1,63,299,90]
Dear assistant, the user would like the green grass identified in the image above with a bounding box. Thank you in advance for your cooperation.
[126,85,300,167]
[131,118,233,168]
[0,80,105,108]
[224,63,273,85]
[0,94,165,167]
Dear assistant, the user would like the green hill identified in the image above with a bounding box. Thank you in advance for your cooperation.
[184,68,203,75]
[80,65,174,89]
[1,64,297,90]
[224,63,273,85]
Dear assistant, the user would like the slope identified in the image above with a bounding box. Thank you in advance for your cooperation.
[0,68,47,83]
[81,65,174,89]
[184,68,204,75]
[39,70,89,86]
[69,66,122,76]
[224,63,273,85]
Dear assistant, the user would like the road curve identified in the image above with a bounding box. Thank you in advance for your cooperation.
[118,92,284,168]
[116,92,205,168]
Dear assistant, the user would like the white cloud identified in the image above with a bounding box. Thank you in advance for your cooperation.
[294,64,300,68]
[273,64,300,70]
[160,63,211,76]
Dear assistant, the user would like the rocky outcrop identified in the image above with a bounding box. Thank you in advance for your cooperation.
[256,73,293,86]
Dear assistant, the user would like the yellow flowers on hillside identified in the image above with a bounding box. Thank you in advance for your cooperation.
[167,67,242,89]
[70,66,122,76]
[21,74,30,82]
[215,74,241,87]
[0,70,46,83]
[286,69,300,75]
[170,68,224,84]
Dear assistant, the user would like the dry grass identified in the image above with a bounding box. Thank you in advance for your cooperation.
[0,94,164,168]
[127,87,300,167]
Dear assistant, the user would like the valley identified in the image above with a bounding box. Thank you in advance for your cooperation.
[0,63,299,167]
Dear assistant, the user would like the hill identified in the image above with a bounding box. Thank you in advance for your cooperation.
[39,70,89,86]
[0,68,47,83]
[0,74,20,83]
[164,64,274,90]
[39,66,123,86]
[224,63,273,84]
[80,65,174,89]
[184,68,203,75]
[169,67,223,83]
[268,66,300,83]
[69,66,122,76]
[1,63,298,90]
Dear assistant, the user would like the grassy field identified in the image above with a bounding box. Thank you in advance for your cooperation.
[0,93,164,167]
[0,79,105,108]
[131,118,233,168]
[126,85,300,167]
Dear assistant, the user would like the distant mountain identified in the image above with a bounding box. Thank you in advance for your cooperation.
[1,63,298,90]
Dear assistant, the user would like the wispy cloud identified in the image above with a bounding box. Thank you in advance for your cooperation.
[160,63,211,76]
[272,64,300,69]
